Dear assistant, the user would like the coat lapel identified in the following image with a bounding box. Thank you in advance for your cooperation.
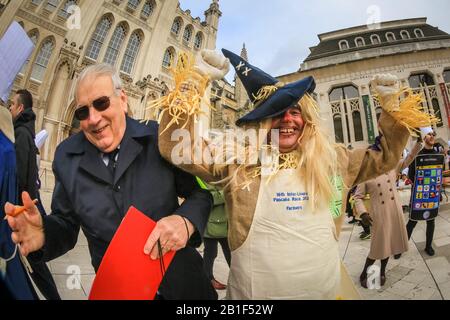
[79,140,112,185]
[113,117,151,185]
[114,136,142,185]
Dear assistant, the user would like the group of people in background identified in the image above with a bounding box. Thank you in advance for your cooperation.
[345,127,448,288]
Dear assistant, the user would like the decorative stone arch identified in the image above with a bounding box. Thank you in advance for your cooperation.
[338,40,349,51]
[328,83,359,101]
[171,16,183,36]
[354,37,365,47]
[182,24,194,43]
[194,31,204,50]
[40,57,75,161]
[28,28,40,39]
[131,28,145,41]
[162,46,176,68]
[370,34,381,45]
[29,35,57,83]
[62,99,80,138]
[104,20,130,66]
[408,71,435,88]
[328,83,363,145]
[120,28,144,75]
[45,59,74,119]
[414,28,424,38]
[116,20,130,32]
[141,0,156,20]
[400,30,410,40]
[385,32,396,42]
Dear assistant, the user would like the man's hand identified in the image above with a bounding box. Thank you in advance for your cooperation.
[195,49,230,81]
[5,192,45,256]
[360,212,373,227]
[143,214,194,260]
[370,73,400,111]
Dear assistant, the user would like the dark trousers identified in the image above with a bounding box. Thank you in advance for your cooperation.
[29,191,60,300]
[406,219,435,249]
[29,261,61,300]
[203,237,231,281]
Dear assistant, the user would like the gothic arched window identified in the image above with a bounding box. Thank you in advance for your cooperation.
[141,0,155,19]
[85,16,112,60]
[30,38,54,81]
[171,17,182,35]
[120,32,142,74]
[183,25,193,43]
[162,47,175,68]
[103,24,127,66]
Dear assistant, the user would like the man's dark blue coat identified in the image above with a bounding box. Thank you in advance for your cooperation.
[36,117,215,299]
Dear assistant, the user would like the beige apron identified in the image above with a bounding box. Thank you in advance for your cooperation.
[227,167,341,299]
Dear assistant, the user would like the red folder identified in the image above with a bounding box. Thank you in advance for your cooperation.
[89,206,176,300]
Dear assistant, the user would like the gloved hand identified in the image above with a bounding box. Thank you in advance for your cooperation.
[360,212,373,227]
[370,73,400,111]
[194,49,230,81]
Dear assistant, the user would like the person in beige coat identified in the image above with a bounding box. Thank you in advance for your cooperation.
[354,142,421,288]
[151,49,435,299]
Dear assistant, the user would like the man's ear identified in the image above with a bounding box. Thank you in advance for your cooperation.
[119,89,128,113]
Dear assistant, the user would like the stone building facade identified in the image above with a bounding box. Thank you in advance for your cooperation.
[0,0,222,190]
[278,18,450,149]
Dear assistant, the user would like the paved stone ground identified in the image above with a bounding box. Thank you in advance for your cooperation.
[37,190,450,300]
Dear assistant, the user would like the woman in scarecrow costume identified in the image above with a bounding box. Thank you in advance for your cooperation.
[151,49,437,299]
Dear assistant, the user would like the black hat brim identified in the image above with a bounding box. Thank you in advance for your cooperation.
[236,76,315,126]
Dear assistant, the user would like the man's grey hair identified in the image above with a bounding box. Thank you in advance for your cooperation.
[75,63,123,101]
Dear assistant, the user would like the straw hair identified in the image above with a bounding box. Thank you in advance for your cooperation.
[295,94,339,211]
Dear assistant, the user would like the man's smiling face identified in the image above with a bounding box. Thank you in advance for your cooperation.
[271,107,305,153]
[76,75,127,153]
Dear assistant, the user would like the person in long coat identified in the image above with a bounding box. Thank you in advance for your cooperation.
[354,142,422,287]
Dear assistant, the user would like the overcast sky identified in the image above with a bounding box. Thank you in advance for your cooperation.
[179,0,450,80]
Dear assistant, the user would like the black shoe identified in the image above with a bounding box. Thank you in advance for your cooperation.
[394,254,402,259]
[348,218,357,224]
[359,273,368,289]
[425,246,435,256]
[380,275,386,286]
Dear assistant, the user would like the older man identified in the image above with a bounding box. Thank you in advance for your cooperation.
[6,63,215,299]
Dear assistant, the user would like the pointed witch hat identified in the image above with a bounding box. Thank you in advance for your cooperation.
[222,48,316,126]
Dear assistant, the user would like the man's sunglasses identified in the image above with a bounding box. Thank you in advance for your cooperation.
[74,94,115,121]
